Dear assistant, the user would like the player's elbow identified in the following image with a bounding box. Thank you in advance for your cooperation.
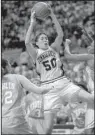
[25,40,30,46]
[64,54,71,60]
[58,30,64,38]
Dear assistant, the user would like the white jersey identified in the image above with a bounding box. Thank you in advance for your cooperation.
[36,47,63,82]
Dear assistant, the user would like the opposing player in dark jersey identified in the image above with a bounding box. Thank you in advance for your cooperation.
[2,58,51,134]
[25,7,94,134]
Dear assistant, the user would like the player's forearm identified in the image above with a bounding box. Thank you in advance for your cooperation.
[65,54,93,61]
[19,75,43,94]
[29,84,51,95]
[25,22,34,45]
[29,85,44,94]
[24,82,44,94]
[88,41,94,54]
[51,11,63,37]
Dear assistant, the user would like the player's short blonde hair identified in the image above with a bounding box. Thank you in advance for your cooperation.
[35,32,48,42]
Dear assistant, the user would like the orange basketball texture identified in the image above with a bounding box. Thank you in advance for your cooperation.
[32,2,51,20]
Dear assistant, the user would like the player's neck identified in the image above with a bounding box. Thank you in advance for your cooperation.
[40,47,49,51]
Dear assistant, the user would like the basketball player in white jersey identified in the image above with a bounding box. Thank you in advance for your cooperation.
[64,31,94,134]
[2,58,51,134]
[25,8,94,134]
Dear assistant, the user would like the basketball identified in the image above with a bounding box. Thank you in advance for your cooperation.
[32,2,51,20]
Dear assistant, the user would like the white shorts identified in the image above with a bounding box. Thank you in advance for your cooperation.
[41,76,81,112]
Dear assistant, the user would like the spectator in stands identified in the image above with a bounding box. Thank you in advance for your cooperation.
[2,1,94,48]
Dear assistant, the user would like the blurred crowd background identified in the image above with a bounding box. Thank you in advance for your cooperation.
[2,1,94,125]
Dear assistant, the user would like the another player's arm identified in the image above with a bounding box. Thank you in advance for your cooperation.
[88,41,94,54]
[18,75,51,94]
[50,8,64,52]
[64,39,71,54]
[25,11,37,62]
[65,53,93,61]
[64,39,94,61]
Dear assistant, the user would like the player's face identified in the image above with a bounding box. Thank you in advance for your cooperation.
[81,34,91,47]
[36,34,49,50]
[84,20,93,33]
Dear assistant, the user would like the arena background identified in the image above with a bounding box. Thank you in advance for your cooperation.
[1,1,94,134]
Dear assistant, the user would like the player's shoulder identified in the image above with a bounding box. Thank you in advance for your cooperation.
[49,46,54,51]
[49,46,58,55]
[4,74,19,84]
[7,74,25,81]
[36,48,44,56]
[5,74,16,79]
[14,74,26,80]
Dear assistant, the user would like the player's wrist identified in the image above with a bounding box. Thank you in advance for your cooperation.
[30,19,34,24]
[30,11,36,24]
[30,19,36,27]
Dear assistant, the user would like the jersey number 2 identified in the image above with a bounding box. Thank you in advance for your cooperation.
[42,58,56,71]
[5,91,12,104]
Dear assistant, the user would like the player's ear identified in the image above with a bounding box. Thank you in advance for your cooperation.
[36,41,39,46]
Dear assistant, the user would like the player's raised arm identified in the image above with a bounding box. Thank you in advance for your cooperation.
[17,75,51,94]
[49,7,64,52]
[25,11,37,62]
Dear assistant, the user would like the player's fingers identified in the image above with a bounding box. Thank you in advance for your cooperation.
[47,3,51,9]
[47,4,52,14]
[65,39,71,45]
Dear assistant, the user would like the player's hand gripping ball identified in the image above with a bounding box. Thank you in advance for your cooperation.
[32,2,51,21]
